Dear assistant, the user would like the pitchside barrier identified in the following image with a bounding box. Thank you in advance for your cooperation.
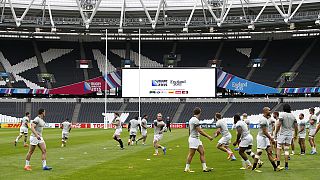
[0,123,259,129]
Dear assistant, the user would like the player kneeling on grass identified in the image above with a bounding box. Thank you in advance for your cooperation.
[61,118,72,148]
[214,113,236,161]
[128,116,140,146]
[112,113,124,150]
[184,107,213,173]
[24,108,52,171]
[252,107,283,173]
[136,115,148,145]
[153,113,167,155]
[15,112,30,147]
[233,114,257,170]
[275,104,298,170]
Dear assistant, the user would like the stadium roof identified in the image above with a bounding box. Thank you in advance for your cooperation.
[0,0,319,35]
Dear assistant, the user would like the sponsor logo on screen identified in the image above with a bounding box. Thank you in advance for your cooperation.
[170,80,186,86]
[152,80,168,86]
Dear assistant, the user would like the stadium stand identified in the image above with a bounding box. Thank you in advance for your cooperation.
[0,102,26,118]
[31,102,76,123]
[78,102,122,123]
[223,102,278,118]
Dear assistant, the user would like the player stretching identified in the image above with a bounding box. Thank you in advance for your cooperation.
[61,119,72,147]
[308,108,317,154]
[233,114,256,169]
[128,117,140,145]
[275,104,298,170]
[298,113,306,155]
[252,107,282,173]
[112,113,124,150]
[153,113,167,155]
[184,107,213,173]
[15,112,30,147]
[214,113,236,161]
[136,115,148,145]
[24,108,52,171]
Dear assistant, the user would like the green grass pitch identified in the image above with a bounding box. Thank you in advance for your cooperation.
[0,128,319,180]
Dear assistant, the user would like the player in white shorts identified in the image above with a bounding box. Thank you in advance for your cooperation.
[297,113,306,155]
[61,119,72,147]
[14,112,30,147]
[308,108,317,154]
[153,113,167,155]
[24,108,52,171]
[275,104,298,170]
[214,113,236,161]
[128,116,140,145]
[251,107,283,172]
[184,107,213,173]
[136,115,148,145]
[233,114,257,170]
[112,113,124,150]
[272,112,280,155]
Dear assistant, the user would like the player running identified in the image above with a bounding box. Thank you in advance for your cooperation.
[214,113,236,161]
[61,118,72,147]
[308,108,317,154]
[275,104,298,170]
[298,113,306,155]
[112,113,124,150]
[128,116,140,145]
[136,115,148,145]
[14,112,30,147]
[252,107,283,173]
[233,114,256,170]
[184,107,213,173]
[153,113,167,156]
[273,112,280,155]
[24,108,52,171]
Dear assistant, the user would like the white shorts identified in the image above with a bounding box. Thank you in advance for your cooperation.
[114,129,122,136]
[257,135,270,149]
[218,133,231,145]
[239,134,253,148]
[298,133,306,139]
[20,127,28,134]
[141,129,147,137]
[277,135,292,145]
[62,132,69,139]
[188,137,203,149]
[130,130,137,136]
[309,129,316,137]
[30,136,45,146]
[153,134,163,142]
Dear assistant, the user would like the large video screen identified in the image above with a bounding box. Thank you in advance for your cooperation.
[122,68,216,97]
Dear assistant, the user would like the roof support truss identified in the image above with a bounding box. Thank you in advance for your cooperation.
[8,0,36,27]
[76,0,102,29]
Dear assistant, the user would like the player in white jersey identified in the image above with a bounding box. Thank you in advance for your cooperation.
[233,114,257,170]
[184,107,213,173]
[297,113,306,155]
[24,108,52,171]
[308,108,317,154]
[14,112,30,147]
[275,104,298,170]
[128,116,141,145]
[251,107,283,172]
[272,112,280,154]
[136,115,148,145]
[112,113,124,150]
[214,113,236,161]
[61,119,72,147]
[153,113,167,155]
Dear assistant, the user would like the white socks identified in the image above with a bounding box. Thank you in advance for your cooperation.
[25,160,30,166]
[202,163,207,170]
[42,160,47,168]
[185,164,190,170]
